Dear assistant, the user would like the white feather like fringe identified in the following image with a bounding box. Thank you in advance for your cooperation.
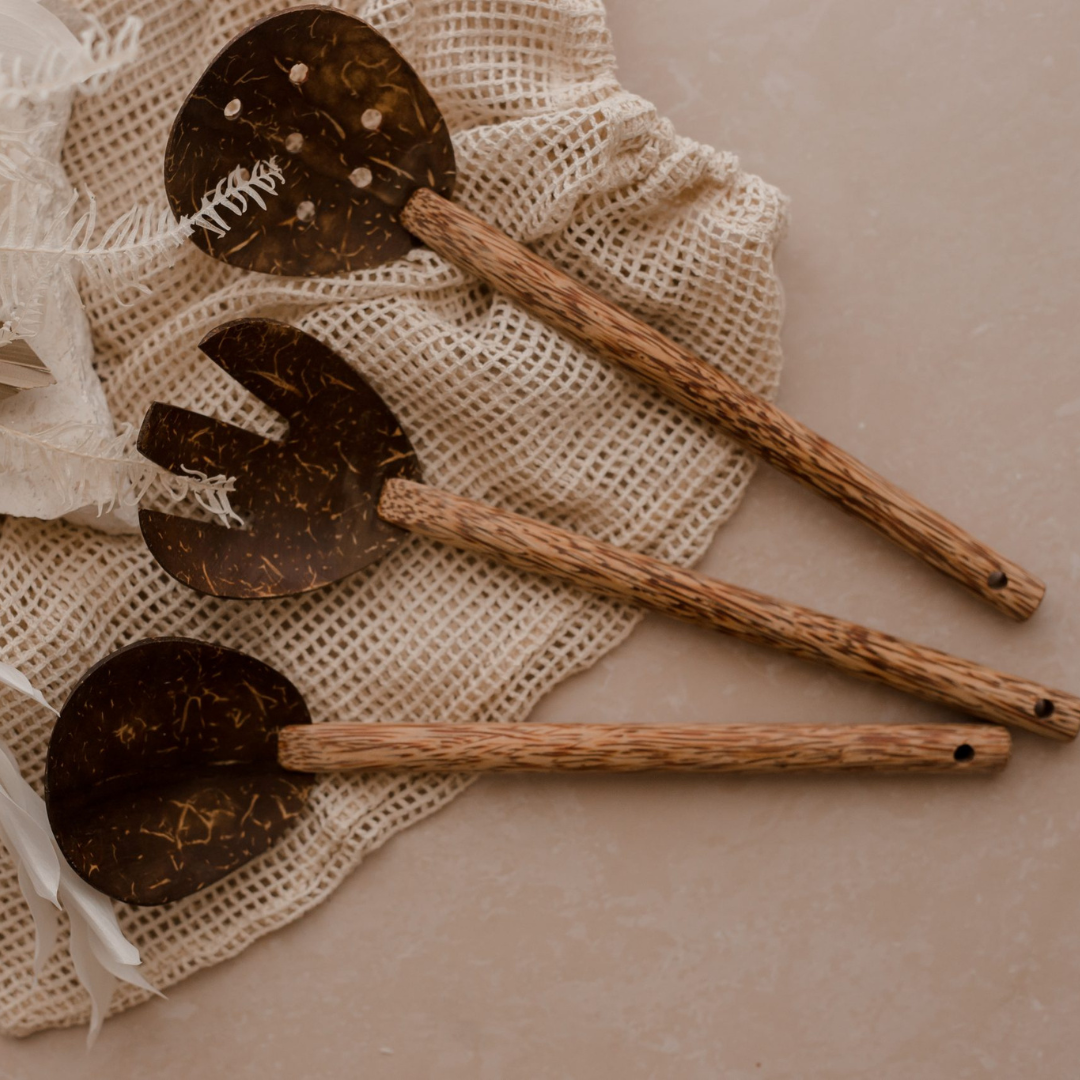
[0,660,161,1045]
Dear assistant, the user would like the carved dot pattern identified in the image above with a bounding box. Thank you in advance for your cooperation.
[164,8,456,275]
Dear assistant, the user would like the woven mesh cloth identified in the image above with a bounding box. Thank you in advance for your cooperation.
[0,0,787,1035]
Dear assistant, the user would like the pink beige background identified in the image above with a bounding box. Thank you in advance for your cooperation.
[4,1,1079,1076]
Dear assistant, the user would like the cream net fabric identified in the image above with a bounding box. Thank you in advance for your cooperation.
[0,0,787,1035]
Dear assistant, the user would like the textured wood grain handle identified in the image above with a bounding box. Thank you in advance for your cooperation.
[400,187,1044,621]
[379,479,1079,740]
[278,722,1009,774]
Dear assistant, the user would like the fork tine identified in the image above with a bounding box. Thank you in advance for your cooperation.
[198,319,372,421]
[138,401,276,479]
[140,509,289,599]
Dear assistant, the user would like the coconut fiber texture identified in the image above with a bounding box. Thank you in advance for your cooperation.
[0,0,787,1035]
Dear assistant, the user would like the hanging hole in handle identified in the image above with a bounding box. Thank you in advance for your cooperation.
[1034,699,1056,719]
[987,570,1009,590]
[953,743,975,762]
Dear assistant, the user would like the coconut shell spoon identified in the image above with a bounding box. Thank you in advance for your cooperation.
[163,5,1042,620]
[44,637,1010,906]
[136,319,1079,740]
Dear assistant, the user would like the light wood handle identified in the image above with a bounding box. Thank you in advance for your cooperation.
[400,187,1043,621]
[378,478,1079,740]
[277,722,1010,773]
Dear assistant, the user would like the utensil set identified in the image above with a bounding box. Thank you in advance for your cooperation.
[39,7,1075,906]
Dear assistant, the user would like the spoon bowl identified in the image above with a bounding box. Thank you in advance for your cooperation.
[45,638,313,906]
[164,6,455,276]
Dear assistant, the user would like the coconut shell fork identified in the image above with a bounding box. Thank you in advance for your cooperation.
[136,319,1080,740]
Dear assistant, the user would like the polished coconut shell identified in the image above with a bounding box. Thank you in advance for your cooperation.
[164,6,456,275]
[45,638,313,906]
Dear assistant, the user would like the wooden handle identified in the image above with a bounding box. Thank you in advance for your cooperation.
[278,722,1009,773]
[400,187,1043,621]
[379,479,1079,740]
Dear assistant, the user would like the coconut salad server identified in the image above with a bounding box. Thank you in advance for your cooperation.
[162,5,1042,620]
[45,638,1010,906]
[134,319,1079,740]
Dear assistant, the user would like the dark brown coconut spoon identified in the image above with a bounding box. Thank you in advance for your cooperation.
[164,5,1042,621]
[136,319,1080,741]
[45,637,1010,906]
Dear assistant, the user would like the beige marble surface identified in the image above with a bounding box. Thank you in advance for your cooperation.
[4,1,1079,1076]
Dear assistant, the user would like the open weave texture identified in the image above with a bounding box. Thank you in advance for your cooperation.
[0,0,787,1036]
